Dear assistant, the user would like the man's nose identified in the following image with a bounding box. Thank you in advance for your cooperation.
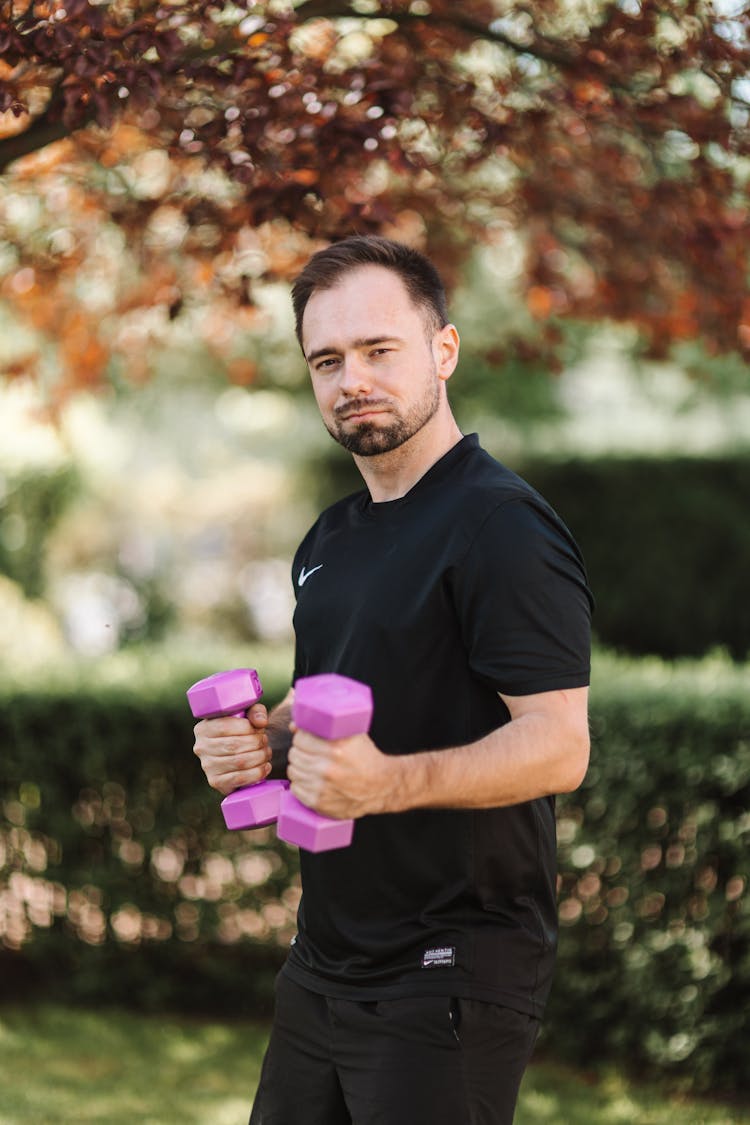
[338,354,373,396]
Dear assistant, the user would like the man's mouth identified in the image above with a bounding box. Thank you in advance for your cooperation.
[337,402,390,422]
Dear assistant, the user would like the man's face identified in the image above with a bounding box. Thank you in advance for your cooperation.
[300,264,457,457]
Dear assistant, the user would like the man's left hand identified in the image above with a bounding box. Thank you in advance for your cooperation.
[287,728,393,819]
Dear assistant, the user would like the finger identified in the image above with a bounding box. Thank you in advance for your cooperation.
[289,774,321,810]
[290,729,329,755]
[194,741,267,771]
[220,732,269,756]
[199,750,272,790]
[287,742,315,774]
[210,744,270,770]
[195,733,270,768]
[287,746,334,795]
[286,747,312,786]
[223,757,273,785]
[212,761,273,796]
[194,716,254,739]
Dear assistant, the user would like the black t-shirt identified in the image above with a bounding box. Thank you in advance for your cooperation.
[284,434,592,1017]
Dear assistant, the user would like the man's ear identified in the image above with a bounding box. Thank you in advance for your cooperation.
[435,324,460,382]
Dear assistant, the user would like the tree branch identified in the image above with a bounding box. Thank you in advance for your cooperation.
[293,0,578,69]
[0,110,71,173]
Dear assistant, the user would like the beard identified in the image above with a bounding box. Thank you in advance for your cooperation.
[325,378,442,457]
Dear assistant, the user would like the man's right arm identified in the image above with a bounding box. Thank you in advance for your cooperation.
[193,688,293,795]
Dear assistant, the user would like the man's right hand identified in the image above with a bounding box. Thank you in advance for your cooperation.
[193,702,272,795]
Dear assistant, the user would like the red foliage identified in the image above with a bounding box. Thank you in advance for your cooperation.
[0,0,748,392]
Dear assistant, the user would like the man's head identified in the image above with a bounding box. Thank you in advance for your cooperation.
[293,237,460,461]
[292,236,449,347]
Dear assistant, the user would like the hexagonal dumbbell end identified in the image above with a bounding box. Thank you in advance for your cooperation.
[292,674,374,741]
[276,673,373,852]
[187,667,263,720]
[219,779,289,831]
[187,668,288,830]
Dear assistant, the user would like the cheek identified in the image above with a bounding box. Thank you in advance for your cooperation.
[310,379,334,413]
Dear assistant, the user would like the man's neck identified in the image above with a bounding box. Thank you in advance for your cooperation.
[353,412,464,503]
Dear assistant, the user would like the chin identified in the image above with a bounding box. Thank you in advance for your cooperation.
[336,423,408,457]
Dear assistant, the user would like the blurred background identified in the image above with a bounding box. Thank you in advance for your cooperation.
[2,260,750,671]
[1,1,749,1120]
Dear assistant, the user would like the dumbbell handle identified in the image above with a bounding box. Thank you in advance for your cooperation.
[186,668,288,830]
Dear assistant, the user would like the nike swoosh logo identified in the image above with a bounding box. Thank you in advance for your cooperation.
[298,564,323,587]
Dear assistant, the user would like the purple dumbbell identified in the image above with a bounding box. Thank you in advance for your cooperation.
[276,673,373,852]
[187,668,289,830]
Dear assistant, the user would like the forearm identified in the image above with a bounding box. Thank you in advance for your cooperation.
[383,696,590,814]
[267,692,294,778]
[286,687,589,820]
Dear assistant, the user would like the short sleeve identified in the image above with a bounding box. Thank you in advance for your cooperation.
[451,498,593,696]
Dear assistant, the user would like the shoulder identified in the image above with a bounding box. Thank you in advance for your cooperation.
[450,445,590,593]
[471,497,584,579]
[448,443,568,543]
[445,440,543,509]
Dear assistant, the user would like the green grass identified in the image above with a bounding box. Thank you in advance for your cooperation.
[0,1006,746,1124]
[516,1059,749,1125]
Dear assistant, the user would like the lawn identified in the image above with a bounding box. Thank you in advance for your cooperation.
[0,1006,746,1124]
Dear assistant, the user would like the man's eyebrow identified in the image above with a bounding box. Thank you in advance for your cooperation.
[305,336,405,364]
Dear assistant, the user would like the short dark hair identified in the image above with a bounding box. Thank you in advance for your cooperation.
[291,235,449,346]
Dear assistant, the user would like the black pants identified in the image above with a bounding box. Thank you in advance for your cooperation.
[249,973,540,1125]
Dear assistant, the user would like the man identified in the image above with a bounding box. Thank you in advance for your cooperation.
[193,236,593,1124]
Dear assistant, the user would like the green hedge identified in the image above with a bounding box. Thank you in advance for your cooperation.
[546,656,750,1093]
[520,456,750,661]
[0,661,294,1019]
[1,655,748,1092]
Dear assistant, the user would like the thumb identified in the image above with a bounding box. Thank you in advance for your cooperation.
[247,703,269,729]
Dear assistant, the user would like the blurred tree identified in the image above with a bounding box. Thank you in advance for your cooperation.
[0,0,748,400]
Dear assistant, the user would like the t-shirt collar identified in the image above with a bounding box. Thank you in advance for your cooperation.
[363,433,479,513]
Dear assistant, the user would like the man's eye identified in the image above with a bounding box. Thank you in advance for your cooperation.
[315,357,339,370]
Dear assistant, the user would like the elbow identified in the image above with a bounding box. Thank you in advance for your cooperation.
[557,727,590,794]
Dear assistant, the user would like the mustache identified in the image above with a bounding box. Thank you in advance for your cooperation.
[334,398,391,419]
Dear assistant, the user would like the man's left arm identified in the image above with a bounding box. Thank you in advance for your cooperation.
[286,685,590,819]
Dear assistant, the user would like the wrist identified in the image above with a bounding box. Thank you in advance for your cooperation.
[375,752,419,815]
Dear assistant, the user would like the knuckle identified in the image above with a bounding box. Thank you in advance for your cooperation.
[226,738,248,755]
